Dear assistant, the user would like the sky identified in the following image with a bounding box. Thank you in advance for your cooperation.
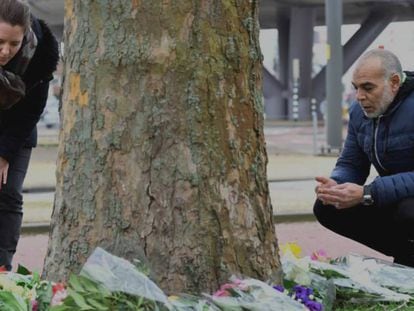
[260,21,414,93]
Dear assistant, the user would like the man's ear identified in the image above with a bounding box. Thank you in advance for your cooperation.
[390,73,401,92]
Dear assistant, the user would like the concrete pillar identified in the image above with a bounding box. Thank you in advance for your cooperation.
[325,0,343,149]
[278,17,290,90]
[287,7,315,120]
[277,17,290,119]
[262,16,290,120]
[263,68,286,120]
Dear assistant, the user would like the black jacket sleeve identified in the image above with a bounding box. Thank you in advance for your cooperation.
[0,81,50,162]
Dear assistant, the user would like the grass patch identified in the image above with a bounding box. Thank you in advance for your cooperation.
[335,301,414,310]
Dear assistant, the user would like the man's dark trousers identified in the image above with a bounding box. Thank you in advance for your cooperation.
[313,197,414,266]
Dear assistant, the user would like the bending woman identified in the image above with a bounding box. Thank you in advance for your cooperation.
[0,0,59,270]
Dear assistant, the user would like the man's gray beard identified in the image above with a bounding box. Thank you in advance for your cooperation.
[364,86,395,118]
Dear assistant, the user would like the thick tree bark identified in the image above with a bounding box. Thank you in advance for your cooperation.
[43,0,281,293]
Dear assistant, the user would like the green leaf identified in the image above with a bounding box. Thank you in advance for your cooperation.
[32,271,40,283]
[16,264,31,276]
[36,281,53,311]
[53,296,78,309]
[86,298,109,310]
[0,290,29,311]
[283,279,297,291]
[69,275,86,293]
[68,289,93,310]
[77,275,101,294]
[310,267,348,279]
[49,305,71,311]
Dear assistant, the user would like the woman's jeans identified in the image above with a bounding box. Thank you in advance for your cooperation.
[0,147,31,270]
[313,197,414,267]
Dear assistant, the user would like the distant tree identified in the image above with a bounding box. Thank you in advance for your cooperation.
[43,0,281,293]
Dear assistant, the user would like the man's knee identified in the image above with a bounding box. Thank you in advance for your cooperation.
[313,199,333,226]
[394,198,414,231]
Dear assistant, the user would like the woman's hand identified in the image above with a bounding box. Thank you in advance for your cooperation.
[0,157,9,190]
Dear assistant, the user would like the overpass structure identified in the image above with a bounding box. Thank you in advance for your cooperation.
[259,0,414,122]
[27,0,414,127]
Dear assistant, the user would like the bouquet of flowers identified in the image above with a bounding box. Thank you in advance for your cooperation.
[206,276,307,310]
[4,243,414,310]
[0,265,67,311]
[280,242,414,309]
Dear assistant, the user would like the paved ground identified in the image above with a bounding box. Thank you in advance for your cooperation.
[14,122,393,274]
[15,223,392,274]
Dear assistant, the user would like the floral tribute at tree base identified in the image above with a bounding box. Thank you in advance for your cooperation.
[2,244,414,310]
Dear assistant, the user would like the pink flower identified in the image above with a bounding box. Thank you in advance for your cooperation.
[232,279,249,291]
[31,300,38,311]
[213,289,231,297]
[51,288,68,306]
[311,249,330,262]
[52,282,66,295]
[220,283,236,291]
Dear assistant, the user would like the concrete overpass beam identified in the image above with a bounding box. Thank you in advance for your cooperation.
[288,7,315,120]
[312,9,396,103]
[343,10,396,72]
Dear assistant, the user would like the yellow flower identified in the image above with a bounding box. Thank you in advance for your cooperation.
[168,295,180,301]
[280,242,302,258]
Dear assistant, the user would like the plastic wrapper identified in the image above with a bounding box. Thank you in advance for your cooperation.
[169,294,221,310]
[308,253,412,303]
[339,253,414,295]
[80,247,171,307]
[205,276,306,311]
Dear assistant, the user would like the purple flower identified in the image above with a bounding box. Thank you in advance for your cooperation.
[295,293,310,303]
[273,285,285,292]
[293,285,308,297]
[292,285,316,304]
[305,300,323,311]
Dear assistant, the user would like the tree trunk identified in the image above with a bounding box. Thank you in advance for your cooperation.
[43,0,281,293]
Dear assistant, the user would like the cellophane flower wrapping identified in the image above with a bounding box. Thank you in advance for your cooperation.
[282,248,414,307]
[206,275,307,311]
[80,247,171,307]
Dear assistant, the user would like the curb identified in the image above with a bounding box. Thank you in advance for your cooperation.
[268,177,315,183]
[21,214,317,236]
[21,222,50,234]
[273,213,316,223]
[23,187,55,193]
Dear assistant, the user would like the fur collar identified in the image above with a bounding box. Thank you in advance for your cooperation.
[23,18,59,87]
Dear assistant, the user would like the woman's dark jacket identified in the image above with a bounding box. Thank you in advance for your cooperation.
[0,18,59,162]
[331,72,414,208]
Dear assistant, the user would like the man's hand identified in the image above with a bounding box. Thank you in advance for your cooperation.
[315,176,337,206]
[316,180,363,209]
[0,157,9,190]
[315,176,337,192]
